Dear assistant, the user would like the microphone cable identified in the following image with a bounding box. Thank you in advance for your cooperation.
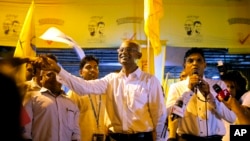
[196,93,209,138]
[193,69,209,138]
[205,96,208,138]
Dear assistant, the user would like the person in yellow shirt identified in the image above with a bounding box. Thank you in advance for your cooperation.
[67,55,107,141]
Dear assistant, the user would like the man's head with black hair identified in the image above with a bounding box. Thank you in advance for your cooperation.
[79,55,99,80]
[183,47,205,67]
[183,47,207,77]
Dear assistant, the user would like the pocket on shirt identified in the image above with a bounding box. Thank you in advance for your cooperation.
[127,88,148,110]
[66,108,76,130]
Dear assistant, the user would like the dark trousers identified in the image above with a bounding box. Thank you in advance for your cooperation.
[177,134,222,141]
[107,132,153,141]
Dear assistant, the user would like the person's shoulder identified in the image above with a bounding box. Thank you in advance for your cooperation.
[140,72,163,84]
[205,78,221,82]
[67,90,79,97]
[241,91,250,99]
[25,90,42,101]
[140,71,155,78]
[67,90,88,100]
[171,79,186,86]
[100,72,119,81]
[168,80,186,90]
[105,72,120,78]
[240,91,250,107]
[31,91,43,97]
[206,78,225,85]
[64,96,80,109]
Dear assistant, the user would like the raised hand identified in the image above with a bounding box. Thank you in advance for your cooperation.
[32,55,61,73]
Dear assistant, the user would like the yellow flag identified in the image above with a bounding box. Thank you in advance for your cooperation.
[14,1,36,57]
[139,47,155,75]
[144,0,164,56]
[13,1,36,83]
[162,72,169,100]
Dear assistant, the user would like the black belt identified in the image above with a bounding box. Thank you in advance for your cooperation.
[108,131,153,141]
[179,134,223,141]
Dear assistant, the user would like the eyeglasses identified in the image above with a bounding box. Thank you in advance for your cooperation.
[117,47,138,53]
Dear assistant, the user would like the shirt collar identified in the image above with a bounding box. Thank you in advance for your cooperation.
[117,67,141,79]
[40,87,66,97]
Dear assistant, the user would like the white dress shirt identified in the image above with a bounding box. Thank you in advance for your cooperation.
[166,77,236,137]
[22,87,81,141]
[57,67,167,141]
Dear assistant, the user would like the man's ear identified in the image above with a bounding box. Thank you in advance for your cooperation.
[136,52,142,59]
[79,70,82,77]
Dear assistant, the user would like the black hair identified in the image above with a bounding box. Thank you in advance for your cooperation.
[79,55,99,69]
[221,70,248,100]
[34,53,58,75]
[45,53,58,62]
[183,47,205,67]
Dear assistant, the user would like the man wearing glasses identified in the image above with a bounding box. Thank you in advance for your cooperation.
[34,40,167,141]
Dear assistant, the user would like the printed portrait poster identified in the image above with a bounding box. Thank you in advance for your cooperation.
[76,3,144,48]
[161,4,250,48]
[0,1,145,48]
[0,3,27,46]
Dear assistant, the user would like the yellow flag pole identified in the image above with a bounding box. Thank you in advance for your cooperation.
[147,38,150,73]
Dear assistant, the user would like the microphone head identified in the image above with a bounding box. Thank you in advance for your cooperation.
[171,100,184,121]
[175,100,183,107]
[213,84,222,93]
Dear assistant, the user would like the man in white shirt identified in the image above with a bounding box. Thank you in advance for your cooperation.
[22,71,81,141]
[22,56,80,141]
[34,40,167,141]
[166,48,236,141]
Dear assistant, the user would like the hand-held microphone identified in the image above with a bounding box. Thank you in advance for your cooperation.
[217,60,227,77]
[193,70,199,94]
[170,100,184,121]
[213,84,230,101]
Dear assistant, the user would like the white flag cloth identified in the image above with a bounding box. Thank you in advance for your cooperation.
[40,27,85,60]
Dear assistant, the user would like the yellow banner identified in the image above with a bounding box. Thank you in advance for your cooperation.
[0,1,249,48]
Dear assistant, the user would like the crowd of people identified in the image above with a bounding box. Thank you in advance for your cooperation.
[0,40,250,141]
